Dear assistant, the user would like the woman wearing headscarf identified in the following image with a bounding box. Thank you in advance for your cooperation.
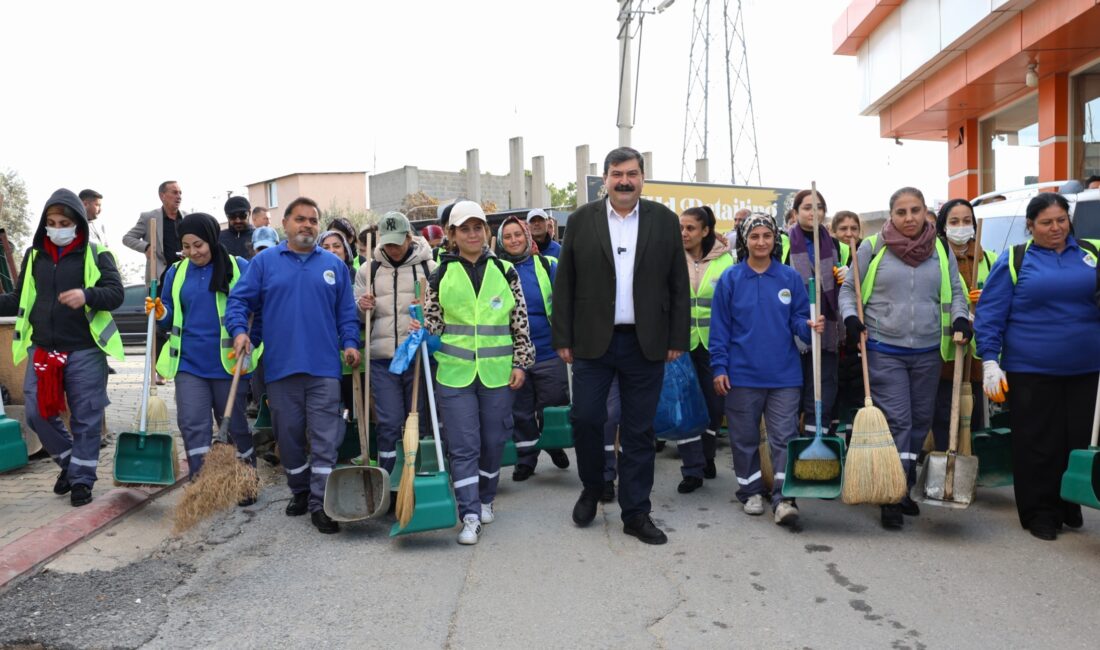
[929,199,996,451]
[839,187,971,530]
[320,230,359,415]
[494,216,571,481]
[710,213,823,526]
[0,189,125,507]
[419,201,534,545]
[974,192,1100,540]
[675,205,733,494]
[155,213,263,492]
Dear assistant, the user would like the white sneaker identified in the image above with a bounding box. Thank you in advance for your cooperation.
[743,494,765,516]
[480,502,494,524]
[458,514,481,545]
[774,500,799,526]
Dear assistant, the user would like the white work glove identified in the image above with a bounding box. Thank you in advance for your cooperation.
[982,360,1008,404]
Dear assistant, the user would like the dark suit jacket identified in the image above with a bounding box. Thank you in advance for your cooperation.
[551,198,690,362]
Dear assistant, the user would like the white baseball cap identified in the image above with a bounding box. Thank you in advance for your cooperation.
[526,208,548,222]
[448,200,487,227]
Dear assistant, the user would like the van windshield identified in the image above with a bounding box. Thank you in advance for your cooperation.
[1072,201,1100,240]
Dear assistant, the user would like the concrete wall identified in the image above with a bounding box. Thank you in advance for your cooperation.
[370,167,536,214]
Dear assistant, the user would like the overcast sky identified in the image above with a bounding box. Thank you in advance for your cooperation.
[3,0,946,279]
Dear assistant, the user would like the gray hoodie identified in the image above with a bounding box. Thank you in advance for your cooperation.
[838,236,968,351]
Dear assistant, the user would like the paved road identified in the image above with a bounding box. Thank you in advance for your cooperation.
[1,442,1098,649]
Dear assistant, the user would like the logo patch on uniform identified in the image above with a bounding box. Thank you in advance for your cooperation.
[777,288,792,305]
[1085,254,1097,268]
[710,278,719,288]
[490,296,503,310]
[323,270,336,285]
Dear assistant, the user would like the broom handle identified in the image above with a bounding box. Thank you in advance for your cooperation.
[1090,371,1100,449]
[218,314,253,443]
[361,229,373,458]
[947,335,965,454]
[140,218,159,432]
[420,341,445,471]
[849,237,873,404]
[962,218,983,383]
[810,182,823,422]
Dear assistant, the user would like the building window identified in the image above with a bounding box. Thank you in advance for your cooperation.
[1072,62,1100,182]
[979,95,1039,193]
[266,182,278,208]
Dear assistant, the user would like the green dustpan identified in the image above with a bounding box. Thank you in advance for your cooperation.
[0,394,27,473]
[1060,381,1100,509]
[114,277,175,486]
[254,393,271,430]
[781,436,846,499]
[536,406,573,449]
[390,436,448,490]
[974,427,1013,487]
[500,439,518,467]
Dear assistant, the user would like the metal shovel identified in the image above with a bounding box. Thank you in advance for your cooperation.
[324,355,390,521]
[915,335,979,508]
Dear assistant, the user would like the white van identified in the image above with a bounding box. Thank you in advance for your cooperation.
[973,181,1100,256]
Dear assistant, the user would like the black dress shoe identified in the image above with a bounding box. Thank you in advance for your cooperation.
[572,489,600,527]
[1063,506,1084,529]
[546,449,570,469]
[512,464,535,482]
[1029,523,1057,541]
[285,492,309,516]
[623,514,667,545]
[70,484,93,507]
[53,470,71,495]
[899,495,920,516]
[311,510,340,534]
[677,476,703,494]
[703,459,717,479]
[881,505,903,529]
[600,480,615,503]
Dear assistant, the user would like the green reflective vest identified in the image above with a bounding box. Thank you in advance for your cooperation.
[156,257,264,379]
[435,259,515,389]
[956,248,995,358]
[839,241,852,267]
[780,232,850,268]
[1008,238,1100,284]
[860,234,956,361]
[13,244,125,364]
[689,252,734,351]
[533,255,555,319]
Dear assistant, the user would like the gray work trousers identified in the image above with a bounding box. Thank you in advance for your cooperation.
[370,357,425,473]
[437,378,515,519]
[23,347,109,488]
[174,372,253,480]
[726,385,800,508]
[267,374,342,513]
[866,349,941,486]
[514,357,569,469]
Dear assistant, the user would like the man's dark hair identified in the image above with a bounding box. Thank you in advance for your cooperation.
[78,189,102,201]
[284,196,320,219]
[1086,175,1100,186]
[158,180,178,195]
[251,206,268,216]
[603,147,645,175]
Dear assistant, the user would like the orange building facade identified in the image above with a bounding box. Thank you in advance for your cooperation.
[834,0,1100,200]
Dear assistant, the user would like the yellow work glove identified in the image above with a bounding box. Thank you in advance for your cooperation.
[968,288,982,304]
[832,264,848,285]
[144,296,165,319]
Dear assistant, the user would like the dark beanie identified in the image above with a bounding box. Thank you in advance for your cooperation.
[224,195,251,216]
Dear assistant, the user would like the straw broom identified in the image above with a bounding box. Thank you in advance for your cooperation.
[173,319,258,534]
[841,241,907,505]
[394,349,423,528]
[759,417,774,491]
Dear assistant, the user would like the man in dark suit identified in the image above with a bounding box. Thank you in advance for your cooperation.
[552,147,690,545]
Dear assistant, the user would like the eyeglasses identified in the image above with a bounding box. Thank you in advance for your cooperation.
[228,213,249,220]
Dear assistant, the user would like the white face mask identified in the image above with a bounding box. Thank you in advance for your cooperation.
[46,226,77,246]
[945,225,975,245]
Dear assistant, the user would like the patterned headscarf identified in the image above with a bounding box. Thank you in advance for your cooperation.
[494,216,538,264]
[736,212,781,261]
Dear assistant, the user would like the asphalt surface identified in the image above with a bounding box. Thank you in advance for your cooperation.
[1,445,1099,649]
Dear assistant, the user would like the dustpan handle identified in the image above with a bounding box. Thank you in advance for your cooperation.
[420,340,444,471]
[947,335,965,454]
[140,218,159,433]
[1091,372,1100,449]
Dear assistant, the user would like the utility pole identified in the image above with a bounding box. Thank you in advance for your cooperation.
[616,0,635,148]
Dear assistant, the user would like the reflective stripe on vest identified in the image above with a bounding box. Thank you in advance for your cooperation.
[12,244,125,364]
[155,257,264,379]
[860,234,955,362]
[689,252,733,351]
[434,259,515,389]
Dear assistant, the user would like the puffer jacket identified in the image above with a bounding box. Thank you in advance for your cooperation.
[353,237,436,359]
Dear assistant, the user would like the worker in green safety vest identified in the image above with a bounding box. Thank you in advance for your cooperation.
[674,205,733,495]
[0,189,125,508]
[154,214,264,492]
[418,201,535,545]
[838,187,972,531]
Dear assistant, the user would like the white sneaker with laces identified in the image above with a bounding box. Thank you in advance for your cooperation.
[458,514,481,545]
[480,502,494,524]
[774,500,799,526]
[743,494,765,516]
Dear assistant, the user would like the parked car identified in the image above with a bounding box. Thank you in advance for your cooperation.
[112,284,149,347]
[974,182,1100,256]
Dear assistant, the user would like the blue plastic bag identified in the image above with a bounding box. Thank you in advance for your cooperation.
[653,354,709,440]
[388,330,441,374]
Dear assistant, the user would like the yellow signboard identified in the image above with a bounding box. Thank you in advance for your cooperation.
[585,176,798,228]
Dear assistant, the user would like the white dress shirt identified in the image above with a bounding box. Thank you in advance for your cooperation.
[606,198,640,325]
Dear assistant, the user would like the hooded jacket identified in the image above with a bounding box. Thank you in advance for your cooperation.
[219,223,256,259]
[686,236,732,295]
[0,189,124,351]
[354,237,436,360]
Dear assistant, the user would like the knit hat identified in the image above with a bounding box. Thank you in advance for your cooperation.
[224,195,251,217]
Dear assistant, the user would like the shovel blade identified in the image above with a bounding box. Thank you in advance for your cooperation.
[915,452,979,508]
[323,465,391,522]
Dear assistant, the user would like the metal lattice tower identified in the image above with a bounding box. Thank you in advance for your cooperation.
[680,0,761,185]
